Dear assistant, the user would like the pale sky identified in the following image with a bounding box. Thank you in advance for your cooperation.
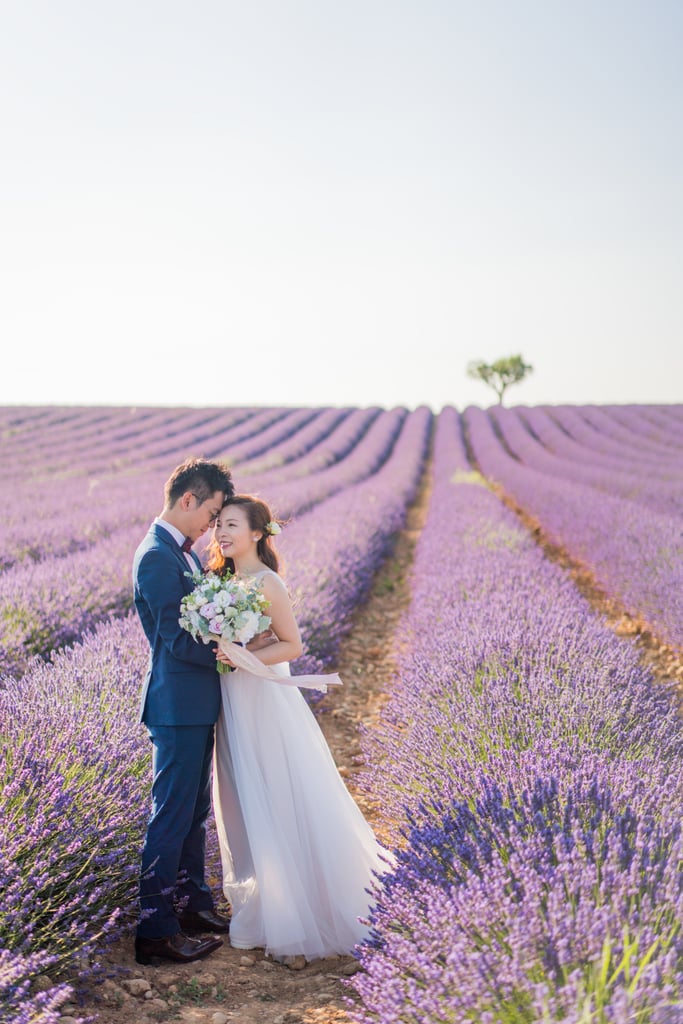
[1,1,682,411]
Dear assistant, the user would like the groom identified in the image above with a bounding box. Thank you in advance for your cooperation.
[133,457,234,965]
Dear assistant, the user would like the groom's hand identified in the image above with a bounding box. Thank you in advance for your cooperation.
[247,628,278,652]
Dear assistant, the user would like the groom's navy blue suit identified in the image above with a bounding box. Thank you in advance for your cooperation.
[133,521,221,938]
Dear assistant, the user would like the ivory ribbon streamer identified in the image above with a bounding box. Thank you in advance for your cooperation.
[218,640,343,692]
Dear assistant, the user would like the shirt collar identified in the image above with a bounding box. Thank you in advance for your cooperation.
[154,517,186,549]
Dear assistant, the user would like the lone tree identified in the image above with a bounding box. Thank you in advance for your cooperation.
[467,354,534,405]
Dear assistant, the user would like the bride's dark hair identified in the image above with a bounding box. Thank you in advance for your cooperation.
[206,494,282,575]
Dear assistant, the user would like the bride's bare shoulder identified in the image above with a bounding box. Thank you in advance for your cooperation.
[260,570,289,595]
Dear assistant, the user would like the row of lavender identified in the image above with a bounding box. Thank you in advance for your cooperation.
[0,405,377,569]
[3,402,679,484]
[464,406,683,651]
[543,404,683,462]
[0,407,431,1021]
[1,403,399,489]
[541,404,683,458]
[1,405,264,477]
[3,402,678,575]
[2,399,679,1015]
[0,406,416,678]
[352,407,683,1022]
[491,405,683,517]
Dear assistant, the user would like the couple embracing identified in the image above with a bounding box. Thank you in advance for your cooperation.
[132,457,388,967]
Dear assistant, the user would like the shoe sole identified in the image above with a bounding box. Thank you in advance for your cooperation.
[179,926,230,936]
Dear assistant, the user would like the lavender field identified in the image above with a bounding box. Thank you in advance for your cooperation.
[1,402,683,1023]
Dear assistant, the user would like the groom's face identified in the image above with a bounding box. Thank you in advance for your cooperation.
[186,490,225,541]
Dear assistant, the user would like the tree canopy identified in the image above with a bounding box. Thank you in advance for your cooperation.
[467,354,534,405]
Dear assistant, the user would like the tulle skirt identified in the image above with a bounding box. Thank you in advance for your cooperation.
[212,663,391,960]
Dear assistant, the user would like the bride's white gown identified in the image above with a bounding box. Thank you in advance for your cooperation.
[212,580,390,960]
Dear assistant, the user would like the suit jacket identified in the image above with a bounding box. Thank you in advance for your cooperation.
[133,523,221,726]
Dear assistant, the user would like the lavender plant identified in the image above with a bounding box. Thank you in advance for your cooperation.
[464,404,683,649]
[351,406,683,1022]
[0,407,421,676]
[0,949,81,1024]
[4,401,683,1022]
[0,405,431,1017]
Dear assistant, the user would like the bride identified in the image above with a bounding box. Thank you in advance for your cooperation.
[205,494,391,962]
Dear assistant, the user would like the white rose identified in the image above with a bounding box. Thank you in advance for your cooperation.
[234,610,259,644]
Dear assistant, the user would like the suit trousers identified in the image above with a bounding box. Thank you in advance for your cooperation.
[137,724,216,938]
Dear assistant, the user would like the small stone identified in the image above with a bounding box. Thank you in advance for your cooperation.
[148,998,169,1012]
[122,977,153,996]
[59,1018,79,1023]
[211,1013,229,1024]
[154,971,180,989]
[195,971,218,986]
[239,955,255,966]
[32,974,55,993]
[259,959,277,970]
[341,959,362,976]
[144,988,156,999]
[98,981,116,1003]
[282,954,307,971]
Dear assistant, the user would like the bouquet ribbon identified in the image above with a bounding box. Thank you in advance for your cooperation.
[218,640,343,693]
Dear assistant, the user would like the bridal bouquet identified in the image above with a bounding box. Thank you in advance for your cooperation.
[179,570,272,673]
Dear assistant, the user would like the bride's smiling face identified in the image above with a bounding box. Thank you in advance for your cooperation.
[214,505,259,561]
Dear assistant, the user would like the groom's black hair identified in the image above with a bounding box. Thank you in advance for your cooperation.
[164,457,234,508]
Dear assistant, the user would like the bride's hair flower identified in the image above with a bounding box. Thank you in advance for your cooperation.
[265,520,282,536]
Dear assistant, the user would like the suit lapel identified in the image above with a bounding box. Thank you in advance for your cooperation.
[152,523,198,585]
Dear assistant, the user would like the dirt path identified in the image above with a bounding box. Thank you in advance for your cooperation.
[493,485,683,691]
[67,468,433,1024]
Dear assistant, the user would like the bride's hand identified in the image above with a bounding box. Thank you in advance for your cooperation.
[215,646,237,668]
[247,628,279,652]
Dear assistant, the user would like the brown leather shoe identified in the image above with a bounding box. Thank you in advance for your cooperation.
[177,908,231,934]
[135,931,223,965]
